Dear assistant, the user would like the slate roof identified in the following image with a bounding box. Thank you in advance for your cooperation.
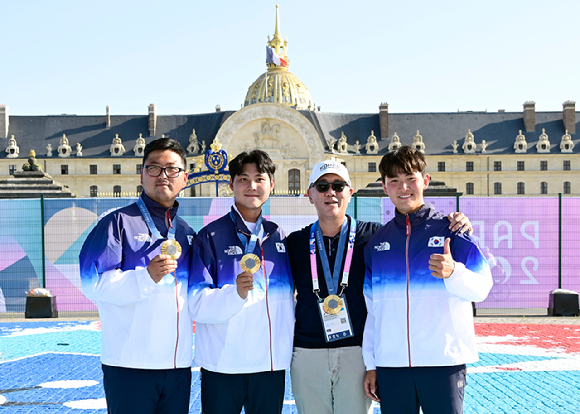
[387,111,579,156]
[2,109,578,159]
[2,111,233,159]
[300,111,381,151]
[306,111,579,156]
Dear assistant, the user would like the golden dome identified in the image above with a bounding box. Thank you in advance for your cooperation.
[243,6,314,111]
[244,68,313,110]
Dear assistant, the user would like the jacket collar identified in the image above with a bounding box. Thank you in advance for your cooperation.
[394,203,436,228]
[229,206,277,237]
[141,192,178,220]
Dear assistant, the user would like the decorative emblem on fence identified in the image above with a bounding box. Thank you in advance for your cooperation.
[185,137,230,195]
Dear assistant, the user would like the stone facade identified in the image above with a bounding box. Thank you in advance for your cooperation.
[0,100,578,197]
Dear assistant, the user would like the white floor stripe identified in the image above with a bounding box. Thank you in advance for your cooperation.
[64,398,107,409]
[40,380,98,389]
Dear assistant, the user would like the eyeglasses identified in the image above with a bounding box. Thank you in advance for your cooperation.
[311,181,348,193]
[144,165,185,178]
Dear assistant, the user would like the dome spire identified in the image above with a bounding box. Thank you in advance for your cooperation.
[275,4,281,37]
[267,5,288,71]
[244,5,313,110]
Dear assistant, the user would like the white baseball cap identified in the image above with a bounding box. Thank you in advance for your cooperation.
[309,160,351,188]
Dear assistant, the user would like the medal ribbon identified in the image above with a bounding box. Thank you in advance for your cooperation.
[310,216,357,296]
[136,197,175,242]
[229,210,264,254]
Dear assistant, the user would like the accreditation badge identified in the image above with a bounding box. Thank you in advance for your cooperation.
[318,295,354,343]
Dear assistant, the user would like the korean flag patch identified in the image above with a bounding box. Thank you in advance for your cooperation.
[428,236,445,247]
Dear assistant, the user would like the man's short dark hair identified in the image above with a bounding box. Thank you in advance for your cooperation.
[379,145,427,182]
[143,138,187,168]
[229,150,276,181]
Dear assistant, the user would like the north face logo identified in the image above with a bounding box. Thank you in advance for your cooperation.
[134,233,151,243]
[374,242,390,251]
[224,246,243,255]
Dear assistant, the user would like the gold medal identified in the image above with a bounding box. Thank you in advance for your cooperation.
[240,253,261,274]
[323,295,343,315]
[161,239,182,260]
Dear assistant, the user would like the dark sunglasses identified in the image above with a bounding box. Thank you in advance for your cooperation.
[311,181,348,193]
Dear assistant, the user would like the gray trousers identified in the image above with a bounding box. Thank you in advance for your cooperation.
[290,346,373,414]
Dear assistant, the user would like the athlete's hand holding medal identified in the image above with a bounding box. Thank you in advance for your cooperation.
[136,198,182,284]
[229,210,264,300]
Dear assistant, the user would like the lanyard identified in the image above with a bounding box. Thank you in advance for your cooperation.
[136,197,175,241]
[310,216,357,297]
[229,210,264,254]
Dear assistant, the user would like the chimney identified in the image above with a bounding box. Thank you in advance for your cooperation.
[379,102,389,140]
[215,104,221,112]
[562,100,576,134]
[523,101,536,132]
[148,104,157,137]
[0,105,8,138]
[106,105,111,128]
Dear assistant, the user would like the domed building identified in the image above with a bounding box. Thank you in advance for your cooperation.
[0,6,578,198]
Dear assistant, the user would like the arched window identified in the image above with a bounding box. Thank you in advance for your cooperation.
[540,182,548,194]
[113,185,122,197]
[90,186,98,197]
[564,181,571,194]
[494,182,502,195]
[288,169,300,193]
[137,185,144,196]
[517,182,525,195]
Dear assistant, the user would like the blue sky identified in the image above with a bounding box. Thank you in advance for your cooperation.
[3,0,579,115]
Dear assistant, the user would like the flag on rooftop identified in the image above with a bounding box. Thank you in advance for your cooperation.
[266,46,288,67]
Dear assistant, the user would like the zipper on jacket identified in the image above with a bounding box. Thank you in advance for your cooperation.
[173,276,180,369]
[405,214,412,367]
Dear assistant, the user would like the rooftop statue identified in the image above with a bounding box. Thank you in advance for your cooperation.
[462,129,476,154]
[110,134,126,156]
[560,130,575,153]
[187,129,200,155]
[536,128,551,153]
[388,132,402,152]
[413,130,425,153]
[58,134,72,157]
[366,131,378,154]
[5,135,19,158]
[514,130,528,153]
